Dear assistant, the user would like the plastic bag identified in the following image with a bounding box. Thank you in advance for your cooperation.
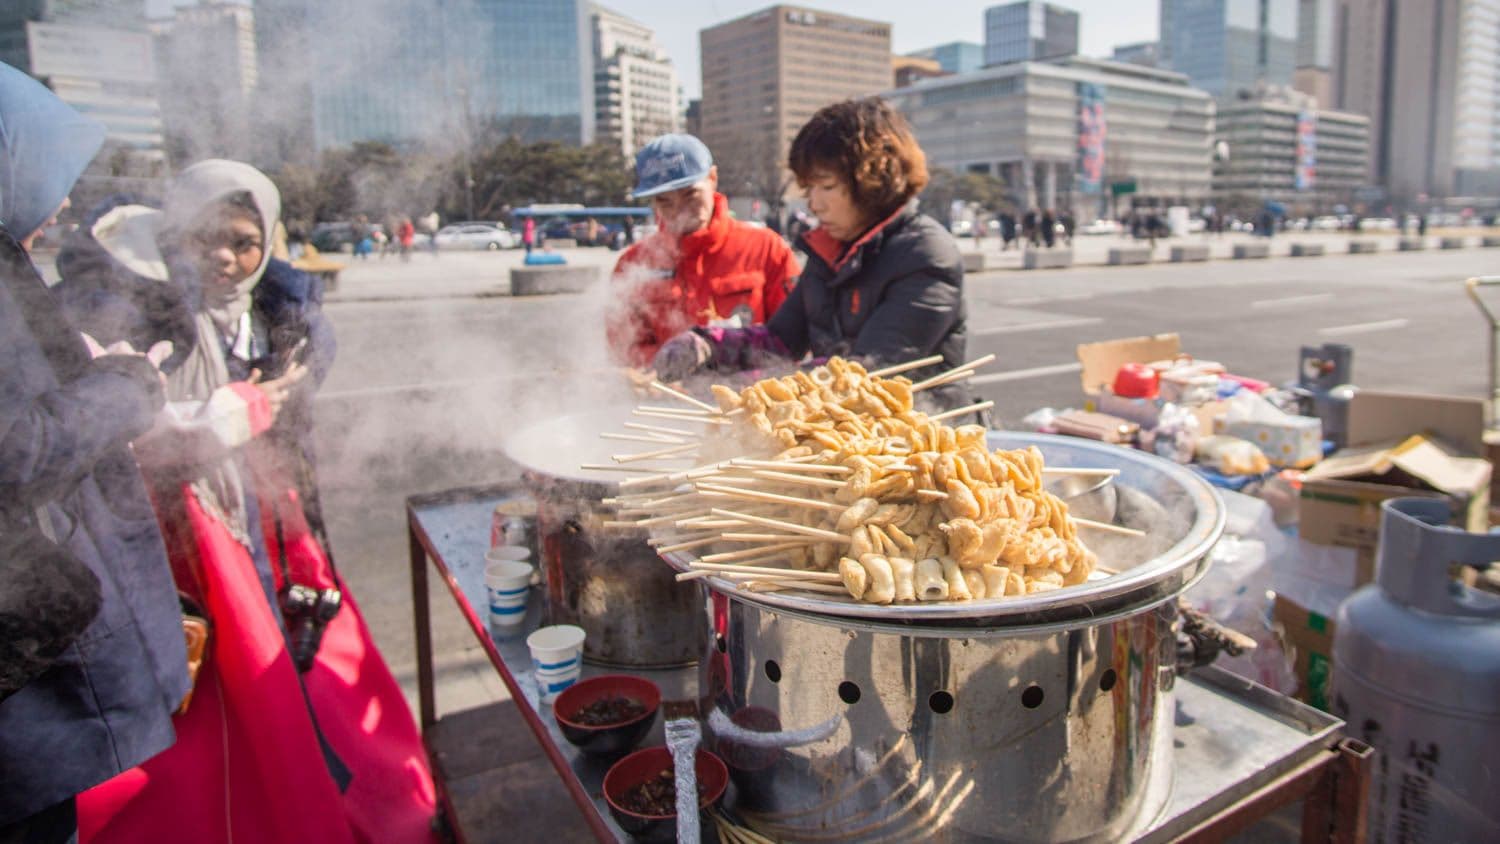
[1148,402,1199,463]
[1195,434,1270,475]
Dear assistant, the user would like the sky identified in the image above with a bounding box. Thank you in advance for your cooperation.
[145,0,1159,100]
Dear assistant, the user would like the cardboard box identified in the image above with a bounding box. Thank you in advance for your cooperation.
[1299,392,1491,585]
[1077,333,1181,396]
[1272,593,1336,711]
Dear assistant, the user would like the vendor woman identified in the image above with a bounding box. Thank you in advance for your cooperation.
[606,133,802,367]
[651,97,970,409]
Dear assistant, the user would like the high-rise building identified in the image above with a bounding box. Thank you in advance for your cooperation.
[251,0,315,165]
[592,5,682,159]
[1213,86,1370,211]
[699,6,892,205]
[156,2,257,164]
[984,1,1079,67]
[1159,0,1297,97]
[886,57,1215,218]
[1331,0,1497,199]
[1294,0,1335,105]
[304,0,594,150]
[906,42,984,74]
[1111,41,1159,68]
[0,1,165,173]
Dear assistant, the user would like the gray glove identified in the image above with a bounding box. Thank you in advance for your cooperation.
[652,331,713,382]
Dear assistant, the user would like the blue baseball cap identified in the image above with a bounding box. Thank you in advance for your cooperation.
[632,134,714,199]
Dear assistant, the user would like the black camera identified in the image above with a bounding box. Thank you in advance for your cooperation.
[280,583,342,672]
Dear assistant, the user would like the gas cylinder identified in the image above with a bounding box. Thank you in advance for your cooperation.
[1332,498,1500,842]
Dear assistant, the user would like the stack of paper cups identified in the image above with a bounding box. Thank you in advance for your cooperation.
[526,624,586,704]
[484,553,533,627]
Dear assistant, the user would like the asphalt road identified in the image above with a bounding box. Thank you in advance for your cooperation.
[309,241,1492,695]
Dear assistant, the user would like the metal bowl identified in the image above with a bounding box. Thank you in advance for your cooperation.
[663,432,1225,631]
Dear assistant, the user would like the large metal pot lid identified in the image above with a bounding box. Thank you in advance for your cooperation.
[662,432,1227,631]
[502,408,676,489]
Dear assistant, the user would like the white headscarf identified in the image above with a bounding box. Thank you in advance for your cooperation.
[156,160,282,547]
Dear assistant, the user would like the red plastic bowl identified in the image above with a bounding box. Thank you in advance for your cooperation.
[603,746,729,841]
[553,674,660,756]
[1113,362,1160,399]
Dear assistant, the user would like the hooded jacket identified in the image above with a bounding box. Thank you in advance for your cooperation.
[0,61,189,825]
[607,192,799,367]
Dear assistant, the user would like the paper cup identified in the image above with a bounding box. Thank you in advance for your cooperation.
[485,545,532,564]
[485,561,533,627]
[527,624,586,703]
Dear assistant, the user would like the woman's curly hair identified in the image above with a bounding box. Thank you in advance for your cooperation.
[788,97,929,221]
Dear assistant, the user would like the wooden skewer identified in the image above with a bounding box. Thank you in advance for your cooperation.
[612,442,701,463]
[1043,467,1121,477]
[649,381,722,414]
[676,557,798,580]
[910,353,998,391]
[721,532,820,543]
[601,432,688,445]
[709,508,848,542]
[652,536,720,553]
[1074,518,1145,537]
[868,354,945,378]
[677,517,753,530]
[740,580,851,595]
[696,482,843,512]
[915,489,948,501]
[579,463,660,473]
[638,404,713,416]
[633,409,732,425]
[741,469,846,489]
[623,421,701,438]
[731,459,850,475]
[688,561,843,580]
[911,370,975,392]
[928,400,995,423]
[700,540,815,563]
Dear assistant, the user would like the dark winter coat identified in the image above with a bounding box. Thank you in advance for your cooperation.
[0,226,190,824]
[771,203,967,386]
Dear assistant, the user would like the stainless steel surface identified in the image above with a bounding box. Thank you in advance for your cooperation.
[1047,471,1118,524]
[410,490,1345,843]
[700,596,1179,842]
[504,411,705,667]
[663,432,1226,629]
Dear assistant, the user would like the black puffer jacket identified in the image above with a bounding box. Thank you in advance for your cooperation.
[772,203,966,387]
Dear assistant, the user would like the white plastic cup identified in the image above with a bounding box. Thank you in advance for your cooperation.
[526,624,586,703]
[484,561,533,628]
[485,545,532,564]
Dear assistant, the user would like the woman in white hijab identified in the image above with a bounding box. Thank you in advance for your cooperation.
[74,161,438,844]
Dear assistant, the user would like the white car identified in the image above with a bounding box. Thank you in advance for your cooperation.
[1311,215,1343,231]
[1080,219,1121,236]
[433,223,518,250]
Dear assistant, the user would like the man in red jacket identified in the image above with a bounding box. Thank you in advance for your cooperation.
[607,134,799,369]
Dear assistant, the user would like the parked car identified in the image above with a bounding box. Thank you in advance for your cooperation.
[1079,219,1121,236]
[1311,215,1343,231]
[433,222,518,250]
[310,221,377,253]
[1362,216,1397,231]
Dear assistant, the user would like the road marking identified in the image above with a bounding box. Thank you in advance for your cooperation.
[972,317,1102,337]
[970,362,1082,386]
[1003,292,1095,306]
[1251,293,1334,310]
[1318,318,1411,337]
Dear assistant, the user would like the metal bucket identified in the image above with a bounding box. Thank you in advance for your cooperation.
[669,433,1225,841]
[504,411,704,668]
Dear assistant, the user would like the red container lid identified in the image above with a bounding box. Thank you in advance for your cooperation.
[1113,363,1159,399]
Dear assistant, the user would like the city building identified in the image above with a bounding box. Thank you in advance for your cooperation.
[0,1,166,175]
[984,1,1079,66]
[156,1,257,164]
[1293,0,1334,105]
[304,0,594,150]
[906,41,984,74]
[893,54,946,88]
[592,5,682,159]
[1111,41,1159,68]
[1212,86,1370,213]
[1159,0,1296,97]
[699,6,892,207]
[684,98,701,138]
[1333,0,1500,200]
[250,0,315,165]
[885,57,1216,219]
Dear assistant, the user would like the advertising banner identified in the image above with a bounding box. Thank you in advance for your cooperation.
[1295,111,1317,191]
[1076,82,1107,195]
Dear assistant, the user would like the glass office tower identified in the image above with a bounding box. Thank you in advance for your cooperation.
[1160,0,1296,97]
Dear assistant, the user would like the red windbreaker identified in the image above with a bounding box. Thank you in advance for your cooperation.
[607,193,799,367]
